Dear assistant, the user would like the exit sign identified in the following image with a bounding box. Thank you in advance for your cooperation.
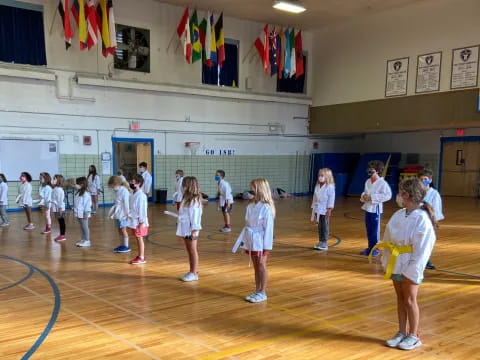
[130,121,140,131]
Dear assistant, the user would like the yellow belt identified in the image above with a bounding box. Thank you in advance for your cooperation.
[369,242,413,280]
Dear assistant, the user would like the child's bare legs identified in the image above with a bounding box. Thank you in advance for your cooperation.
[393,280,408,334]
[252,253,269,294]
[183,233,199,274]
[402,278,420,335]
[44,207,51,228]
[91,195,98,211]
[136,236,145,258]
[24,206,32,224]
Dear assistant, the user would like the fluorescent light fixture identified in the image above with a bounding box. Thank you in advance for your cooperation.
[273,0,306,14]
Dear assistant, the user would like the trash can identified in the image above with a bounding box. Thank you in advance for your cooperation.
[156,188,167,204]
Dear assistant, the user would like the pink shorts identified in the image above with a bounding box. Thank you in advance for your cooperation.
[131,225,148,237]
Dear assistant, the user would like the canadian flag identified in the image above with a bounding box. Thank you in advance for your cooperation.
[85,0,98,49]
[176,7,192,63]
[254,24,270,74]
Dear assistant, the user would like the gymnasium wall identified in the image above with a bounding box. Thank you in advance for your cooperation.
[0,0,326,209]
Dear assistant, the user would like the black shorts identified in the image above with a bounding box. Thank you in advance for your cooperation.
[221,204,233,214]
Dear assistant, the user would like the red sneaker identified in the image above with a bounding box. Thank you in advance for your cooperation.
[42,227,51,234]
[129,256,146,265]
[54,235,66,242]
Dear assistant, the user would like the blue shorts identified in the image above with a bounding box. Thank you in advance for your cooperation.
[391,274,422,285]
[115,219,128,229]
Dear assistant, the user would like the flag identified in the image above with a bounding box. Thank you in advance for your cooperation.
[215,13,225,67]
[190,10,201,63]
[277,29,285,79]
[289,28,296,78]
[106,0,117,56]
[97,0,111,57]
[176,7,191,63]
[254,24,269,74]
[283,28,290,78]
[295,30,304,78]
[207,13,216,67]
[199,17,207,63]
[71,0,87,50]
[269,28,278,76]
[85,0,98,49]
[58,0,74,49]
[204,11,212,65]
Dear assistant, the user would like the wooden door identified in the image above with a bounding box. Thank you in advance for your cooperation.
[441,141,480,197]
[136,143,152,173]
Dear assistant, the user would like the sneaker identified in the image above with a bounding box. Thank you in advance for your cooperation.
[180,272,199,282]
[220,226,232,233]
[24,224,35,231]
[385,331,406,348]
[0,223,9,227]
[54,235,66,242]
[129,256,146,265]
[371,249,380,257]
[247,292,267,303]
[113,245,131,253]
[42,227,52,234]
[76,240,91,247]
[397,334,422,350]
[425,261,436,270]
[360,248,371,256]
[245,292,259,301]
[313,242,328,251]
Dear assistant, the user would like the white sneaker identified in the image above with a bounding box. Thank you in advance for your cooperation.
[180,272,198,282]
[247,292,267,303]
[76,240,91,247]
[397,334,422,350]
[245,292,258,301]
[220,227,231,233]
[314,242,328,251]
[385,331,406,348]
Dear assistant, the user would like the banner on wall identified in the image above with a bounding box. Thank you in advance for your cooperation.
[451,45,479,89]
[385,57,409,97]
[415,52,442,93]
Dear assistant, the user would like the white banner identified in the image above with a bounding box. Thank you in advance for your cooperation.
[416,52,441,93]
[451,45,479,89]
[385,57,409,97]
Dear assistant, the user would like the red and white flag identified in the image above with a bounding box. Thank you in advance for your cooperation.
[86,0,98,50]
[58,0,74,49]
[176,7,191,63]
[254,24,270,74]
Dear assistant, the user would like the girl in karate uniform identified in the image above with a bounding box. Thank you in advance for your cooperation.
[379,178,436,350]
[232,178,275,303]
[360,160,392,256]
[311,168,335,251]
[176,176,203,282]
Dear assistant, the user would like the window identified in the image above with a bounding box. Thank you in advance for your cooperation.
[277,53,307,94]
[114,24,151,73]
[202,39,239,87]
[0,3,46,66]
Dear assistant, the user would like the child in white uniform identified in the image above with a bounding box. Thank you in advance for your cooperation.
[0,174,9,227]
[216,170,234,232]
[311,168,335,251]
[87,165,101,214]
[176,176,203,282]
[38,172,53,234]
[108,175,131,253]
[376,178,436,350]
[18,172,34,230]
[128,174,149,265]
[418,168,444,270]
[172,169,184,211]
[232,178,275,303]
[139,162,152,197]
[360,160,392,256]
[74,177,92,247]
[51,174,66,242]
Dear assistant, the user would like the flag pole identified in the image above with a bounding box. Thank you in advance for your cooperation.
[241,42,255,64]
[166,28,178,52]
[48,4,59,36]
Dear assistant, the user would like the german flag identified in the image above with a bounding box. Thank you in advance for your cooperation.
[215,13,225,67]
[71,0,87,50]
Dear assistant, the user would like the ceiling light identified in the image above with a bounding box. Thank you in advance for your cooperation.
[273,0,306,14]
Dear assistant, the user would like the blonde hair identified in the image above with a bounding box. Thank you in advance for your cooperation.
[182,176,202,207]
[399,178,437,227]
[250,178,276,218]
[317,168,335,186]
[108,175,131,192]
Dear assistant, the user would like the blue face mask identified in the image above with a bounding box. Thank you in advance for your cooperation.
[214,176,220,181]
[0,179,2,184]
[422,179,431,186]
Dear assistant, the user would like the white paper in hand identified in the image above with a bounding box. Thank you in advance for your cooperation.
[163,210,179,218]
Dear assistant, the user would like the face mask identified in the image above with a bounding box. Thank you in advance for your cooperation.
[113,186,120,192]
[214,176,220,182]
[130,183,136,190]
[74,184,81,190]
[52,179,57,185]
[0,179,3,184]
[422,179,431,186]
[117,172,122,176]
[318,176,325,183]
[248,190,255,196]
[395,193,404,208]
[176,175,181,180]
[367,170,375,177]
[139,167,145,173]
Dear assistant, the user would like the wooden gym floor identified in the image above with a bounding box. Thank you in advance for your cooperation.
[0,196,479,359]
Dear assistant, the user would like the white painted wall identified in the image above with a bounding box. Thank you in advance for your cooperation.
[312,0,480,106]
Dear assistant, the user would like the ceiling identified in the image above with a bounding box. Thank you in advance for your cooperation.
[157,0,427,30]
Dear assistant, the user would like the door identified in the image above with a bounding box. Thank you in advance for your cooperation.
[136,142,152,173]
[441,141,480,197]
